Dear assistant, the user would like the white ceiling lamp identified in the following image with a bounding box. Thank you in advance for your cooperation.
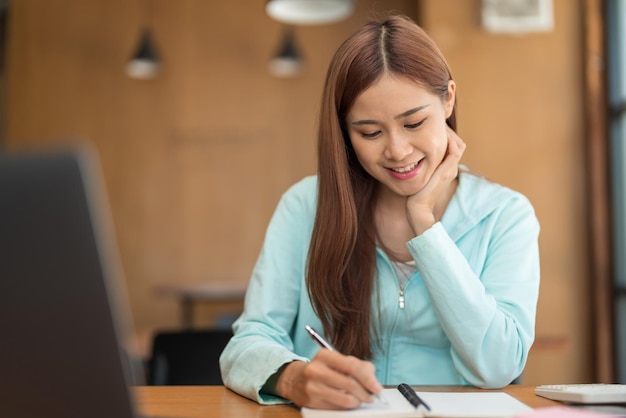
[266,0,354,25]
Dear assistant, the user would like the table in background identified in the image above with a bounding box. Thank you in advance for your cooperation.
[135,385,562,418]
[154,281,248,328]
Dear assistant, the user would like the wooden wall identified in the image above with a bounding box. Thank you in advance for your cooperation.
[5,0,592,383]
[421,0,591,383]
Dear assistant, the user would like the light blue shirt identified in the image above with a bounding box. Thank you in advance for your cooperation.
[220,170,540,404]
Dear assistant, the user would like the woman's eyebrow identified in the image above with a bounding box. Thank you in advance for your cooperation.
[350,104,431,126]
[395,104,430,119]
[351,119,378,126]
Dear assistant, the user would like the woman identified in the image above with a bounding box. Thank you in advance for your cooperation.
[220,15,540,410]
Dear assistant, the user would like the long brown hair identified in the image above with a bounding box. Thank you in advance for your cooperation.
[306,15,457,359]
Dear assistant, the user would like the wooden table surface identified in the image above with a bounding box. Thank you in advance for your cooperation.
[135,385,563,418]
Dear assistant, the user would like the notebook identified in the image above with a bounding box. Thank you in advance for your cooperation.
[301,387,533,418]
[0,145,146,418]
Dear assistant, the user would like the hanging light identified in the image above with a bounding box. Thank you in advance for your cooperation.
[266,0,354,25]
[268,27,303,78]
[126,28,160,80]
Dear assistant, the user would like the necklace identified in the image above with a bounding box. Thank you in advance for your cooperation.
[392,260,416,309]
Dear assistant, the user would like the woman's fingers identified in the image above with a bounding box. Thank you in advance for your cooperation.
[446,126,466,162]
[405,127,466,234]
[297,350,382,409]
[323,351,382,400]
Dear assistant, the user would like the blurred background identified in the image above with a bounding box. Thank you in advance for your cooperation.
[0,0,623,386]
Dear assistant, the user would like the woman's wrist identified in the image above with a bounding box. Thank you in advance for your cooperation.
[262,362,292,397]
[275,360,307,400]
[408,212,436,236]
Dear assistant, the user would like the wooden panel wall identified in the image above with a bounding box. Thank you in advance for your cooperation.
[421,0,592,383]
[6,0,593,383]
[3,0,416,345]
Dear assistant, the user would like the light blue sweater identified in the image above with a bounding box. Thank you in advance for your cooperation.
[220,170,540,404]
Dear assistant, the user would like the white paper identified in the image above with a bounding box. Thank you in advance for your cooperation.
[301,388,533,418]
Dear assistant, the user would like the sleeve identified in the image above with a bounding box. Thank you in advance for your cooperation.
[219,181,313,404]
[406,195,540,389]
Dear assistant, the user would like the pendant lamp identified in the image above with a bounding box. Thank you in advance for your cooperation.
[268,27,303,78]
[126,28,160,80]
[266,0,354,25]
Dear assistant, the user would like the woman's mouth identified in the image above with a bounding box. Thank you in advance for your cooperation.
[386,159,423,180]
[389,161,420,173]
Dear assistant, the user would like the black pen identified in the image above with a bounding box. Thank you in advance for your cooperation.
[398,383,431,411]
[305,325,387,405]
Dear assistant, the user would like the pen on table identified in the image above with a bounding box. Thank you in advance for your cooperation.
[305,325,387,405]
[397,383,431,411]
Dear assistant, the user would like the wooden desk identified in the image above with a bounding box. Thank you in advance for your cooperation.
[135,385,562,418]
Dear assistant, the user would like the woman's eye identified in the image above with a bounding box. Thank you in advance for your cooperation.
[361,131,381,139]
[405,119,426,129]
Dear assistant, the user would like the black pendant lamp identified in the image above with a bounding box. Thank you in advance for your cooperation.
[268,27,303,78]
[126,28,160,80]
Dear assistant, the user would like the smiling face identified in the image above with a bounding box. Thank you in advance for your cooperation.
[346,73,455,201]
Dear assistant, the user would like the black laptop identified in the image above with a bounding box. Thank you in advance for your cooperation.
[0,145,145,418]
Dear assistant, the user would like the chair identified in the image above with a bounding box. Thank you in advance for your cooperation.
[146,328,233,385]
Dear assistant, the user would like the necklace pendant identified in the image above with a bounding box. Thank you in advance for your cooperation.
[399,284,405,309]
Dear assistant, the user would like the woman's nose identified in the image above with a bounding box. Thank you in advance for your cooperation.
[383,133,413,161]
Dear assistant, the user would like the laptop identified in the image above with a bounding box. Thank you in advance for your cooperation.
[0,145,146,418]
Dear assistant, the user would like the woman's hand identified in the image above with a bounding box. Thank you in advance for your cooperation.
[406,126,466,235]
[276,350,383,409]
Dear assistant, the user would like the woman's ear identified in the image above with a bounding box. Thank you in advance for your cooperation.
[445,80,456,119]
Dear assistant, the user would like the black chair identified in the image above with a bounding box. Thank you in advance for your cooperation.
[146,328,233,385]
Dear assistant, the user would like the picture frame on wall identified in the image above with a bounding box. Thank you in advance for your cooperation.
[481,0,554,34]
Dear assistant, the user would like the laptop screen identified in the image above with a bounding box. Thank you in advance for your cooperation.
[0,146,143,418]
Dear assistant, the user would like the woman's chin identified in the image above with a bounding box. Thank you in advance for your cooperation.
[381,181,424,199]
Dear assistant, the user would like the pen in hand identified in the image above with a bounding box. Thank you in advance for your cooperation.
[305,325,387,405]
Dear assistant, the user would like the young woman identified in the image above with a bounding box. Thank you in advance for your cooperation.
[220,15,540,410]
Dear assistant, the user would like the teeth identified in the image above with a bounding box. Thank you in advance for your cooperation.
[390,161,418,173]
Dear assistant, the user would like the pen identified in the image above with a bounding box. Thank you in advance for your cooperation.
[397,383,431,411]
[305,325,334,350]
[305,325,387,405]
